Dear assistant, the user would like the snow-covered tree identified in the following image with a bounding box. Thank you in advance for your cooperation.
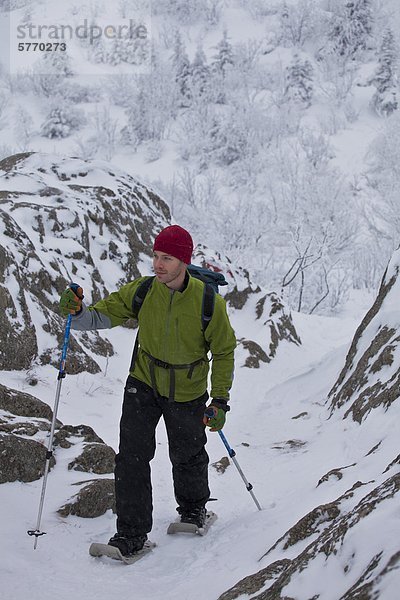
[171,31,192,107]
[176,101,217,168]
[328,0,373,58]
[209,31,235,104]
[284,54,314,107]
[121,87,149,146]
[205,0,223,26]
[209,115,248,166]
[41,50,74,77]
[104,75,137,108]
[370,28,398,117]
[299,129,334,169]
[13,106,33,151]
[279,0,317,48]
[207,103,270,173]
[262,144,357,313]
[151,0,208,24]
[171,30,185,71]
[41,103,85,139]
[30,50,74,98]
[190,44,211,99]
[365,114,400,239]
[118,0,149,18]
[108,32,150,67]
[90,105,119,160]
[88,38,108,64]
[122,55,177,146]
[212,30,234,76]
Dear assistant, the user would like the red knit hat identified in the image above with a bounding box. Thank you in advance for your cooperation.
[153,225,193,264]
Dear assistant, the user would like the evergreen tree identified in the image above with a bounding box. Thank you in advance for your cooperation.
[121,87,150,145]
[122,53,177,146]
[329,0,373,58]
[190,44,210,98]
[353,0,373,37]
[89,38,107,64]
[109,33,150,66]
[171,30,185,72]
[212,30,234,77]
[210,30,234,104]
[171,31,192,107]
[284,54,314,107]
[371,28,398,117]
[41,105,85,139]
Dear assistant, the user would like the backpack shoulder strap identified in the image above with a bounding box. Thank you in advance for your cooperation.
[129,276,154,373]
[201,283,215,332]
[132,276,155,318]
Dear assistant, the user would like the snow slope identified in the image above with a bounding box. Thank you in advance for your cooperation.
[2,302,392,600]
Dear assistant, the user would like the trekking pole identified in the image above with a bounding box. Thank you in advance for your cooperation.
[217,429,262,511]
[27,314,73,548]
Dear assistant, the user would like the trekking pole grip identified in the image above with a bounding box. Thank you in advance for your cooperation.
[58,314,72,379]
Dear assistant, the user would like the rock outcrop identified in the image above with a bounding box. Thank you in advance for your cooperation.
[328,249,400,423]
[58,478,116,518]
[0,383,115,516]
[0,152,170,373]
[0,433,56,483]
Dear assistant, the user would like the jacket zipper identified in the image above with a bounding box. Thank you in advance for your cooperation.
[161,290,175,391]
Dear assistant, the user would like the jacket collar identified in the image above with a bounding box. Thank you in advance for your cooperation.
[153,270,190,297]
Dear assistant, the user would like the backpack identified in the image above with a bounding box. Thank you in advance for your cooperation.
[132,264,228,331]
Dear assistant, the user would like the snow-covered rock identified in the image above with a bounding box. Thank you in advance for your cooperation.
[0,151,169,373]
[328,247,400,423]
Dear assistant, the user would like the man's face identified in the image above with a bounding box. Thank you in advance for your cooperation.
[153,251,186,287]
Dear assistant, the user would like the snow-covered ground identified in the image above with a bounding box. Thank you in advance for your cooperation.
[0,295,378,600]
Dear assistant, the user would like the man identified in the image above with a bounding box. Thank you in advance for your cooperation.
[59,225,236,557]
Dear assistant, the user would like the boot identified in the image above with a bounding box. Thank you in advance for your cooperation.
[108,533,147,556]
[177,506,207,528]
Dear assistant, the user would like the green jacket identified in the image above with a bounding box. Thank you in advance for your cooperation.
[73,274,236,402]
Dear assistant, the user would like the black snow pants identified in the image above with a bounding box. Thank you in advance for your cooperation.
[114,376,210,536]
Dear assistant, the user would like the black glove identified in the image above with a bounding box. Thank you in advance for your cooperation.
[210,398,230,412]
